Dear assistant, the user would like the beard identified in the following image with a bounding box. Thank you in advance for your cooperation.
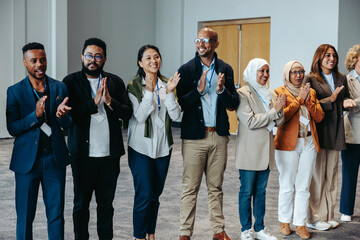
[82,62,104,77]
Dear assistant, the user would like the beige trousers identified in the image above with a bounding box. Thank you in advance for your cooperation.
[308,149,339,223]
[179,131,229,236]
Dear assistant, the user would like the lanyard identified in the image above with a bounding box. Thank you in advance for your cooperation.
[253,87,267,105]
[206,68,216,87]
[90,74,102,98]
[156,80,161,111]
[321,71,335,92]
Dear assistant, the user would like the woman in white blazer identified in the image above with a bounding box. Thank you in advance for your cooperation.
[340,44,360,222]
[235,58,286,240]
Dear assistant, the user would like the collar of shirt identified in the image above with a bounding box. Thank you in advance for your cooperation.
[200,58,215,71]
[351,69,360,81]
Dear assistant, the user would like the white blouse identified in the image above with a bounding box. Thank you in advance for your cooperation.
[127,77,181,158]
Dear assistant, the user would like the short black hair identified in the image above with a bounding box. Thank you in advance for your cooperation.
[22,42,45,54]
[82,38,107,57]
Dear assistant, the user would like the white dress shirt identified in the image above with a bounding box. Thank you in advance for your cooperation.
[128,77,181,158]
[88,77,110,157]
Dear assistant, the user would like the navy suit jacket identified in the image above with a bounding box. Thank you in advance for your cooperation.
[6,75,72,174]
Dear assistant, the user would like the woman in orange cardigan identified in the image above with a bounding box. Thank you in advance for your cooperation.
[274,61,324,239]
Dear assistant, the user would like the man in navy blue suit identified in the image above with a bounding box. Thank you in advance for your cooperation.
[6,42,72,240]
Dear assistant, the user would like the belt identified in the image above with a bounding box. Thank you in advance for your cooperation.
[298,132,312,138]
[205,126,216,132]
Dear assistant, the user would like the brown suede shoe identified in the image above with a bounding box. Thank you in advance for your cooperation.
[178,236,190,240]
[280,222,291,235]
[296,226,311,239]
[213,231,231,240]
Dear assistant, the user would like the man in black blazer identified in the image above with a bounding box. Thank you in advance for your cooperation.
[6,42,72,239]
[176,28,239,240]
[63,38,132,240]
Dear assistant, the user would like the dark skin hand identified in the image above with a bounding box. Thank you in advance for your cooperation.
[36,96,47,118]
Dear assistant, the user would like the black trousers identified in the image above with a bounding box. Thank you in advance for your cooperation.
[71,156,120,240]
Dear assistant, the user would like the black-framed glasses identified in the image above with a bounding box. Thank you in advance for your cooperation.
[84,54,104,62]
[290,70,305,76]
[194,38,215,44]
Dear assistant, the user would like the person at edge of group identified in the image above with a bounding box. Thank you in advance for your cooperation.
[235,58,286,240]
[63,38,132,240]
[127,45,182,240]
[304,44,356,231]
[6,42,72,240]
[274,61,325,239]
[176,27,240,240]
[340,43,360,222]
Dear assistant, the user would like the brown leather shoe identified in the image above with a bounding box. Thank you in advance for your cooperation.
[178,236,190,240]
[296,226,311,239]
[280,222,291,235]
[213,231,231,240]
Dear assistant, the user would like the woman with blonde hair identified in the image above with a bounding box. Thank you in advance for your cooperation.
[274,61,324,239]
[304,44,356,231]
[340,43,360,222]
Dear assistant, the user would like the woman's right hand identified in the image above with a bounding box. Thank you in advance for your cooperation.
[275,94,287,113]
[145,73,155,92]
[299,83,310,101]
[330,86,344,102]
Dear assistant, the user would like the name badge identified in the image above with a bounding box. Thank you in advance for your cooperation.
[267,121,275,132]
[300,115,310,125]
[40,122,52,137]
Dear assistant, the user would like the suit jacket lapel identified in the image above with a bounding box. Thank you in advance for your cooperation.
[24,76,37,109]
[247,83,266,113]
[47,76,56,116]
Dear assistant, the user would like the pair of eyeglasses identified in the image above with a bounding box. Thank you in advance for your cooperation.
[84,54,104,62]
[290,70,305,75]
[194,38,215,44]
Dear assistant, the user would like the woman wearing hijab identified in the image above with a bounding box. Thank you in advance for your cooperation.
[127,45,181,240]
[274,61,324,239]
[235,58,286,240]
[340,44,360,222]
[304,44,356,231]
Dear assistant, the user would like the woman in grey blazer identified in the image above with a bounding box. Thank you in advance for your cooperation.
[340,44,360,222]
[304,44,356,231]
[235,58,286,240]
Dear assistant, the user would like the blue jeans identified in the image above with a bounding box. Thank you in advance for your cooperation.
[15,153,66,240]
[238,169,270,232]
[128,147,171,239]
[340,144,360,215]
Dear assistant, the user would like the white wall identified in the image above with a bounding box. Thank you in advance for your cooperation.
[67,0,157,84]
[156,0,340,89]
[0,0,67,138]
[338,0,360,74]
[155,0,184,78]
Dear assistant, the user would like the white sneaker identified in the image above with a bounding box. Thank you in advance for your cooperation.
[241,229,254,240]
[254,227,278,240]
[328,220,339,228]
[341,214,351,222]
[306,221,331,231]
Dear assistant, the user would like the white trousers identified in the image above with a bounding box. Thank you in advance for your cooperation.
[275,137,317,226]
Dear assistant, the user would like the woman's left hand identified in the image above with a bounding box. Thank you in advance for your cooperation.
[343,99,356,109]
[166,72,180,93]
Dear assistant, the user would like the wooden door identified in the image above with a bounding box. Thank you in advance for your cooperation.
[240,23,270,87]
[210,25,240,134]
[204,21,270,134]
